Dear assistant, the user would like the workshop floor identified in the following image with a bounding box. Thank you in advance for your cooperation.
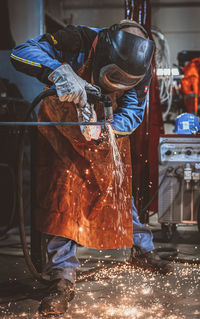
[0,222,199,319]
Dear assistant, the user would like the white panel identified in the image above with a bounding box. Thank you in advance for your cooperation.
[165,32,200,64]
[152,4,200,64]
[152,7,200,32]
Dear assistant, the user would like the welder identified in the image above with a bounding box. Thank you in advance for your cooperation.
[11,20,172,315]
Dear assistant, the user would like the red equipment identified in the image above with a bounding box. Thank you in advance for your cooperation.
[125,0,164,221]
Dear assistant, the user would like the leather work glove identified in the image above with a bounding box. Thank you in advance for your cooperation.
[48,64,99,107]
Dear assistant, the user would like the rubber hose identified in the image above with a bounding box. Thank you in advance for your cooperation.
[18,89,56,284]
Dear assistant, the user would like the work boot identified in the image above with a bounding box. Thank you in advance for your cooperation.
[39,279,75,316]
[129,246,173,275]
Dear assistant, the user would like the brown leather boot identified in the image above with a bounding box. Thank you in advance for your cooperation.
[39,279,75,316]
[129,246,173,275]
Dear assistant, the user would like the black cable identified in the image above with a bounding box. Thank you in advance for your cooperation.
[0,92,49,281]
[24,89,57,121]
[24,88,108,122]
[17,90,57,284]
[0,163,16,237]
[0,95,33,237]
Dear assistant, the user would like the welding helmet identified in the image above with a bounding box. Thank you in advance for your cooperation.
[175,113,200,135]
[93,22,155,92]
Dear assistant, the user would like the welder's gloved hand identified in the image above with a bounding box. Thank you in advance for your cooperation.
[48,64,99,107]
[77,103,102,141]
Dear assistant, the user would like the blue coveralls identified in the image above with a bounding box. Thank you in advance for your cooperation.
[11,25,154,283]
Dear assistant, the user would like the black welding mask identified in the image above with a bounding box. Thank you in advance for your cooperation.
[93,23,155,92]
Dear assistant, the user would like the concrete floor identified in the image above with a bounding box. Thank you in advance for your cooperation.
[0,223,200,319]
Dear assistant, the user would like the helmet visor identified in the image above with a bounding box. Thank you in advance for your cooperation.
[99,64,144,91]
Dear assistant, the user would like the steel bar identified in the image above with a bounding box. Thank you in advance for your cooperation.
[0,121,108,126]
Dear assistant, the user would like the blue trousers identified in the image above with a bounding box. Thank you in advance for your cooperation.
[43,199,154,283]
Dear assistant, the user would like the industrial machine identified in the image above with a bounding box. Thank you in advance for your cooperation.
[158,134,200,237]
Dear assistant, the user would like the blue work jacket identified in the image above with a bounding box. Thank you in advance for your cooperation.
[10,25,152,136]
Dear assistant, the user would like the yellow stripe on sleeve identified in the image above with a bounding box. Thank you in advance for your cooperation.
[51,35,58,45]
[11,53,42,68]
[112,128,136,135]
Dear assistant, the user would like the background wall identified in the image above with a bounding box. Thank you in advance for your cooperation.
[44,0,123,29]
[151,0,200,65]
[8,0,44,44]
[44,0,200,65]
[0,0,45,102]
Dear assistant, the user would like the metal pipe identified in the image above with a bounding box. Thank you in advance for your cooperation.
[124,0,130,19]
[17,127,48,284]
[130,0,135,20]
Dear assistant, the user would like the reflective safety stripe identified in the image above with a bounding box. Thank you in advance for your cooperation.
[113,128,136,135]
[10,53,42,68]
[51,35,58,45]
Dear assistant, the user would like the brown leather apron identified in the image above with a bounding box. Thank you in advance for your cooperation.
[35,51,133,249]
